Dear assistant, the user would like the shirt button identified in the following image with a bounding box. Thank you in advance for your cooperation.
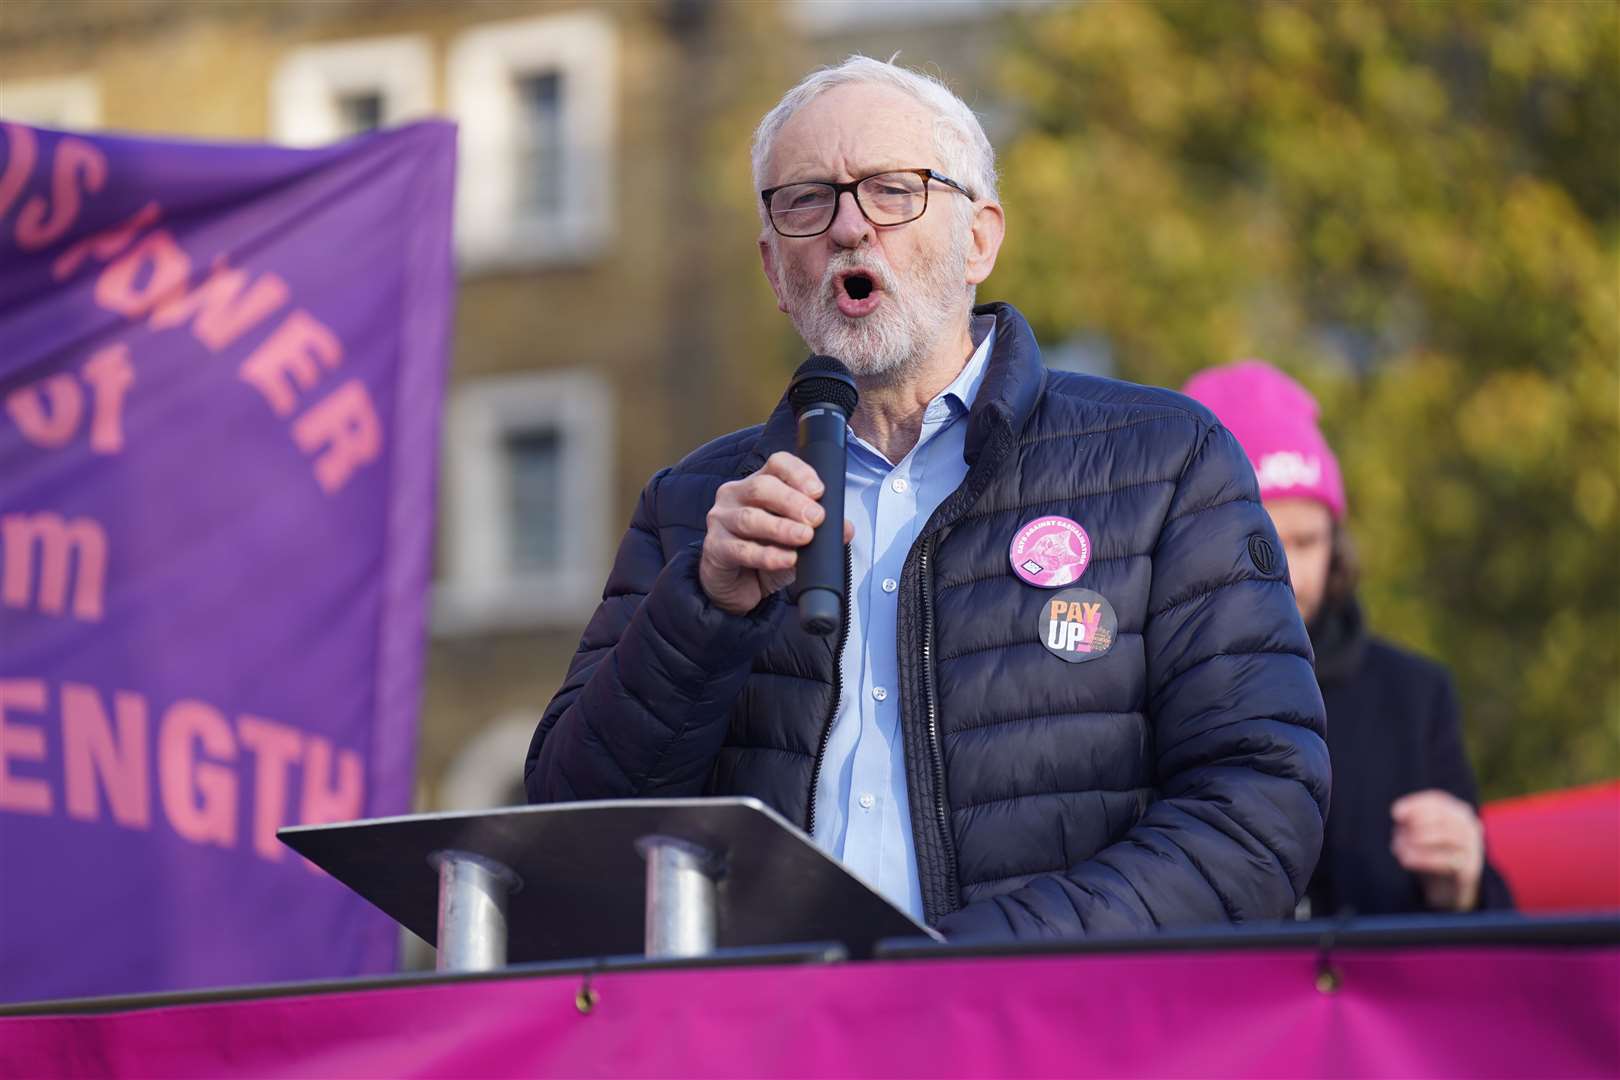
[891,477,909,493]
[872,686,888,702]
[859,793,876,810]
[881,578,898,593]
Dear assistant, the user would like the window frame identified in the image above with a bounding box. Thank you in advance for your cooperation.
[433,370,615,635]
[447,10,617,271]
[0,74,101,129]
[269,34,434,146]
[438,713,539,811]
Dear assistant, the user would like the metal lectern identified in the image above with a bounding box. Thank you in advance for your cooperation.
[278,797,937,973]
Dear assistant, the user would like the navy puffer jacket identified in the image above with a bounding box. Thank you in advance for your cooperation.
[526,302,1330,938]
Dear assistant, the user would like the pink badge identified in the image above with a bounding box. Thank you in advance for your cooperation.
[1009,516,1092,588]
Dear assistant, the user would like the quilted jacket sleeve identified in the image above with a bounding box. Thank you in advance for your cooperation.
[524,469,784,802]
[938,422,1332,939]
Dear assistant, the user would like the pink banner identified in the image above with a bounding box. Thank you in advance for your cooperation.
[4,945,1616,1078]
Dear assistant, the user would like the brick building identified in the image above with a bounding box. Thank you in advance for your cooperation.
[0,0,1010,826]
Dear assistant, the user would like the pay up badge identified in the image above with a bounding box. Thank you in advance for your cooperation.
[1038,588,1118,664]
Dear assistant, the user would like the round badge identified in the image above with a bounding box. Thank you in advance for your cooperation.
[1037,589,1118,664]
[1010,516,1092,588]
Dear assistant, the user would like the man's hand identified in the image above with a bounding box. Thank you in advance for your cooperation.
[700,451,853,616]
[1390,789,1485,912]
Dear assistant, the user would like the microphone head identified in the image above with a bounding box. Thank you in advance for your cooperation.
[789,355,859,419]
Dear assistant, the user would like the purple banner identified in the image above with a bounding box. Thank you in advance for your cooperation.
[2,946,1616,1077]
[0,121,455,1003]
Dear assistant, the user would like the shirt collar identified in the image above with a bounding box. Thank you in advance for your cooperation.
[926,314,997,422]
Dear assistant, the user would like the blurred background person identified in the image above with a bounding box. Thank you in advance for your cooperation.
[1184,360,1514,917]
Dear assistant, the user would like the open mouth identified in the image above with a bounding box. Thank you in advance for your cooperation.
[834,270,882,318]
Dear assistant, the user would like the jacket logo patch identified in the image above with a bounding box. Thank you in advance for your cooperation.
[1010,516,1091,587]
[1248,534,1281,576]
[1038,588,1117,664]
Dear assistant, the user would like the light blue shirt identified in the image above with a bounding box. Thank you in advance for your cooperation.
[811,315,996,922]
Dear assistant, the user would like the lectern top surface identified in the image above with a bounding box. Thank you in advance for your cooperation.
[279,797,935,962]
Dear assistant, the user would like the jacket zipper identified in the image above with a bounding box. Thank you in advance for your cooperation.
[918,533,959,917]
[804,544,853,836]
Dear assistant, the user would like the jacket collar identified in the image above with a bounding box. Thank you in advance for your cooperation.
[1309,594,1370,685]
[745,301,1046,475]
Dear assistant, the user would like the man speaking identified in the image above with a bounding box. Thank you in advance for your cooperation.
[525,57,1330,939]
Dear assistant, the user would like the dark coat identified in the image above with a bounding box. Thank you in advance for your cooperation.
[1306,597,1514,915]
[526,302,1331,938]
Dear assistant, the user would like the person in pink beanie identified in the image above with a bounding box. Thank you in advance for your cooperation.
[1183,360,1513,917]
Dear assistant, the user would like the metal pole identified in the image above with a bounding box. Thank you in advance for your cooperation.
[429,850,521,973]
[636,835,721,959]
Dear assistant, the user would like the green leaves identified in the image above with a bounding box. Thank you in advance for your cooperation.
[994,0,1620,797]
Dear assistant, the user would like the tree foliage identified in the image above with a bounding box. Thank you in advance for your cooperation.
[991,0,1619,797]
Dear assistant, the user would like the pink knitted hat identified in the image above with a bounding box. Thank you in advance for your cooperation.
[1181,360,1346,520]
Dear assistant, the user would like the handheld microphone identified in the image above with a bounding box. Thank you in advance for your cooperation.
[788,355,859,636]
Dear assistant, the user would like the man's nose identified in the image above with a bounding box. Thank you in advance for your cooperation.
[827,190,874,248]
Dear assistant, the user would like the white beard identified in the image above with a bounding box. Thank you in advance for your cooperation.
[778,229,971,384]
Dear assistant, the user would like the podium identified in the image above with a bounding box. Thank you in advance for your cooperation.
[278,797,937,972]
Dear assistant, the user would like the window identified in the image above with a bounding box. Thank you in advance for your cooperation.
[334,91,386,136]
[514,72,564,217]
[434,371,614,635]
[438,715,539,811]
[0,75,100,129]
[269,35,433,146]
[448,12,617,269]
[506,428,563,573]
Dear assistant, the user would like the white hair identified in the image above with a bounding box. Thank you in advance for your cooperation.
[750,55,999,215]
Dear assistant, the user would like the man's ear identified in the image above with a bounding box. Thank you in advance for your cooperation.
[964,201,1006,287]
[759,235,789,313]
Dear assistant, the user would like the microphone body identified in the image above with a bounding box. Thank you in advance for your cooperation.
[795,405,848,635]
[788,357,859,636]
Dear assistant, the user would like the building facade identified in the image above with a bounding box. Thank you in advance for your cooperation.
[0,0,1011,824]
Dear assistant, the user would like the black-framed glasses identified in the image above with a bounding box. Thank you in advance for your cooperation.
[761,168,974,238]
